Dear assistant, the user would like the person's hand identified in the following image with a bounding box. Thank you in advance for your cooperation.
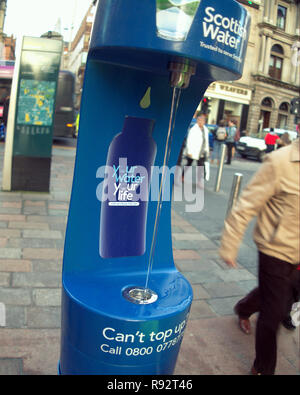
[224,259,238,268]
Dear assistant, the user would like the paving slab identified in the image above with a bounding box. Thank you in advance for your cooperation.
[175,316,299,375]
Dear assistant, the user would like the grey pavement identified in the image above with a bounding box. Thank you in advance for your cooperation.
[0,142,298,375]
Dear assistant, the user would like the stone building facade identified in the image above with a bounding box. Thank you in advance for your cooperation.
[204,0,300,135]
[63,4,96,109]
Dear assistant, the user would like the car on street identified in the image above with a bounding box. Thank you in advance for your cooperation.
[236,128,298,162]
[236,135,267,162]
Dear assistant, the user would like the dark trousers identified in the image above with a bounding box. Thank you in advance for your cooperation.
[266,144,275,153]
[182,157,205,178]
[235,252,300,375]
[225,142,235,164]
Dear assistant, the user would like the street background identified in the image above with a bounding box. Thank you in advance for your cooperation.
[0,139,298,375]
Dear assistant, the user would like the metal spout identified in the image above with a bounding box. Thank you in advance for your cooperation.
[168,61,196,89]
[122,286,158,305]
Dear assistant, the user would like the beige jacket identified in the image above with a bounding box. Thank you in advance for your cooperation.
[220,138,300,265]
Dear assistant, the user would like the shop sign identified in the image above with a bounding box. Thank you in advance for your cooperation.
[206,82,252,104]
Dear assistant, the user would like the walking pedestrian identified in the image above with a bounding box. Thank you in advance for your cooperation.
[233,127,240,155]
[211,119,227,166]
[264,127,279,153]
[225,119,236,164]
[182,113,209,187]
[219,137,300,375]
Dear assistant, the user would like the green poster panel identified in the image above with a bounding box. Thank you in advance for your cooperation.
[13,37,62,158]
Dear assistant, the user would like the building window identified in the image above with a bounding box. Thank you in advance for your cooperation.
[279,102,289,112]
[260,97,274,130]
[269,44,284,80]
[277,102,289,128]
[277,5,287,30]
[277,114,288,128]
[261,97,273,108]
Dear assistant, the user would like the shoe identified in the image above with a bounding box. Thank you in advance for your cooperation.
[238,317,251,334]
[234,306,251,334]
[281,316,296,330]
[251,365,262,375]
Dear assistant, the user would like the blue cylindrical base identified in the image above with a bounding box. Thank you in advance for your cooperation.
[60,271,192,375]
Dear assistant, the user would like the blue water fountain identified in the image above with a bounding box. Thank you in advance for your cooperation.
[59,0,250,374]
